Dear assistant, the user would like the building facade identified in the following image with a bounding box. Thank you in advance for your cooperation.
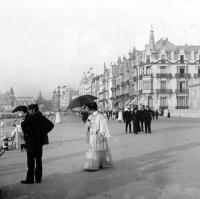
[111,29,200,110]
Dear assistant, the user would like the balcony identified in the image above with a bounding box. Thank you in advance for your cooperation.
[175,73,191,79]
[156,89,173,94]
[175,106,189,109]
[160,106,168,110]
[156,73,172,78]
[175,89,189,94]
[140,74,153,79]
[194,73,200,78]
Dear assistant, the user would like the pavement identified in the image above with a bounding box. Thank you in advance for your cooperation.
[1,115,200,199]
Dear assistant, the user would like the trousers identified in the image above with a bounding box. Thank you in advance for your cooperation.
[26,145,43,182]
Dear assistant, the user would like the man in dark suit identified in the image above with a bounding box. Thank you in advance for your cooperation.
[21,104,54,184]
[139,105,145,132]
[144,105,152,133]
[123,106,132,133]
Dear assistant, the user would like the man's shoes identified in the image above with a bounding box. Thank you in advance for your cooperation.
[20,180,34,184]
[35,180,41,183]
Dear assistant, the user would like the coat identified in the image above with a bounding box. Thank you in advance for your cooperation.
[144,109,152,122]
[123,110,132,123]
[21,111,54,147]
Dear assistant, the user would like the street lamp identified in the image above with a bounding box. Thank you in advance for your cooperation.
[53,86,62,124]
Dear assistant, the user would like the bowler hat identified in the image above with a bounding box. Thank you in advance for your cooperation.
[28,104,39,111]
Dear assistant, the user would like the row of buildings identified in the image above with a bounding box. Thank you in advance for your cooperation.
[0,88,35,112]
[79,28,200,111]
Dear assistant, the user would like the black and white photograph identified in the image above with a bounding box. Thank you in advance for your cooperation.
[1,0,200,198]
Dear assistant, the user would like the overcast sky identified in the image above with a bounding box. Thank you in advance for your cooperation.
[0,0,200,99]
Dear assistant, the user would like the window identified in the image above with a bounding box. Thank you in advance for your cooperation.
[160,97,167,107]
[180,55,184,63]
[180,68,185,74]
[160,66,166,74]
[161,55,165,63]
[146,55,150,63]
[143,81,152,90]
[146,66,151,75]
[177,96,188,108]
[161,81,166,90]
[178,81,186,92]
[148,97,153,107]
[198,67,200,74]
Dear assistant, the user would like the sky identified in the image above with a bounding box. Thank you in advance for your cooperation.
[1,0,200,99]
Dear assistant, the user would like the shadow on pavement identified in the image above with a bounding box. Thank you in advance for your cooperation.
[1,140,200,199]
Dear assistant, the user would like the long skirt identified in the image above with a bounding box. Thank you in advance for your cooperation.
[84,134,112,171]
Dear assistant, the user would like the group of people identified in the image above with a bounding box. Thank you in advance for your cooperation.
[123,105,154,134]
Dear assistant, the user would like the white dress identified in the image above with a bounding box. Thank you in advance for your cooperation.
[84,111,112,170]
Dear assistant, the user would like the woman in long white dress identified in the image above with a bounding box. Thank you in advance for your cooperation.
[84,102,112,171]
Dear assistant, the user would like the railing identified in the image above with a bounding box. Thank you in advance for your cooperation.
[156,73,172,78]
[175,73,191,78]
[175,89,189,94]
[156,89,173,94]
[159,106,168,109]
[140,74,153,79]
[194,73,200,78]
[175,106,189,109]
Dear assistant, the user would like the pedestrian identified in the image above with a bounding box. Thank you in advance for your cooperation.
[168,110,171,118]
[124,106,132,133]
[118,109,123,123]
[21,104,54,184]
[151,110,155,120]
[132,106,140,134]
[11,124,25,151]
[155,110,159,120]
[139,105,145,132]
[84,102,112,171]
[144,106,152,133]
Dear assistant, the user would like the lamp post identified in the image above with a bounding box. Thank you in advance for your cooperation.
[53,86,62,124]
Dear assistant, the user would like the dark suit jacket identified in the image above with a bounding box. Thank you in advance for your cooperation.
[123,111,132,123]
[21,111,54,147]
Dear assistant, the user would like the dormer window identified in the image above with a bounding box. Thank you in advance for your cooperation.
[146,66,150,75]
[180,55,184,63]
[161,55,165,63]
[146,55,150,63]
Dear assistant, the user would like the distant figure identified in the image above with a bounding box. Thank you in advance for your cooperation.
[11,124,26,151]
[132,106,140,134]
[139,105,145,132]
[168,110,171,118]
[151,110,155,120]
[155,110,159,120]
[118,109,123,123]
[144,106,152,133]
[123,106,132,133]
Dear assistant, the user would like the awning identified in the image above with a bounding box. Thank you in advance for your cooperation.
[129,98,138,105]
[138,98,148,105]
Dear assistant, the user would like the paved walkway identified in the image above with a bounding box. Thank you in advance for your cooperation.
[1,116,200,199]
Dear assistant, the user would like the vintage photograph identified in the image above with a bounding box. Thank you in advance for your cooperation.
[1,0,200,198]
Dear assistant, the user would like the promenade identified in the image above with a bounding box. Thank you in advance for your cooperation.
[1,115,200,198]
